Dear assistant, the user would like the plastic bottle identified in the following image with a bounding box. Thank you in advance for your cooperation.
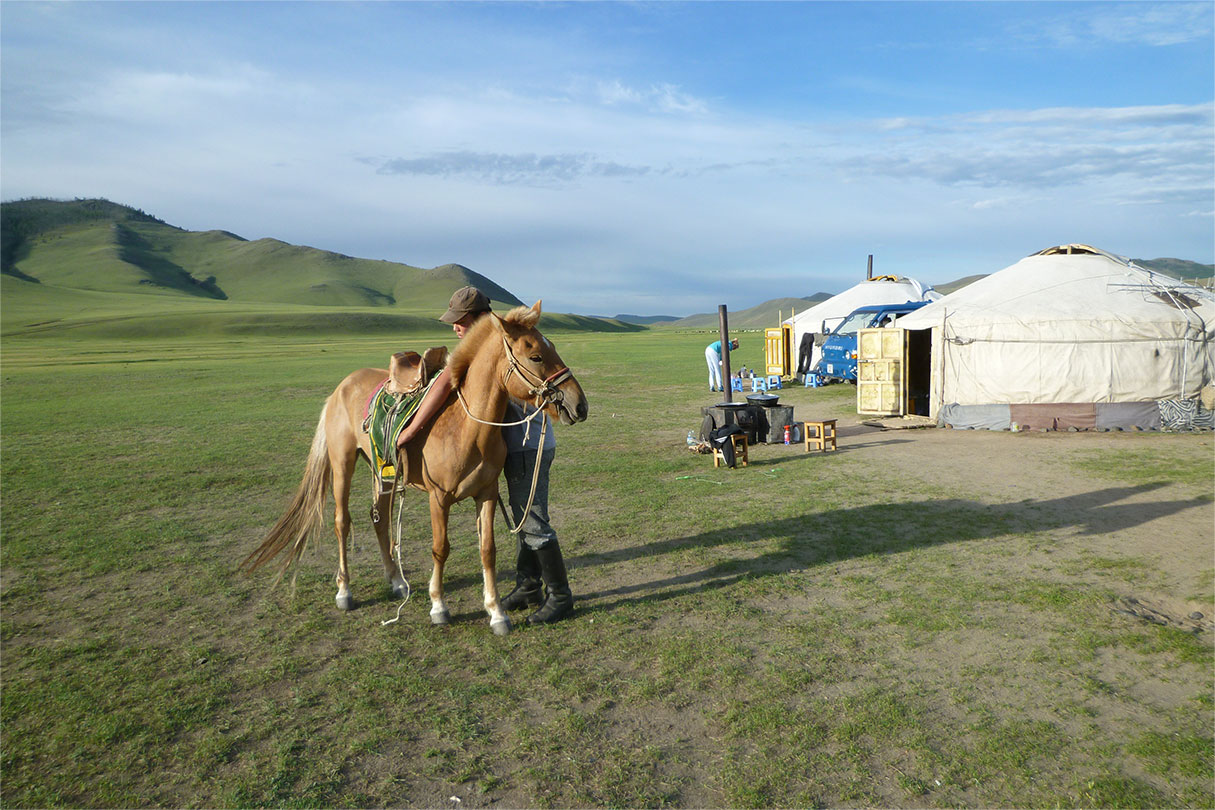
[687,430,697,446]
[783,424,791,445]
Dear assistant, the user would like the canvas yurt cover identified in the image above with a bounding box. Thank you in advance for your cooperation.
[898,245,1215,431]
[785,276,941,375]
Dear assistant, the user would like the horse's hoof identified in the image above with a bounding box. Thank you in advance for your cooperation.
[336,593,354,611]
[491,617,512,636]
[391,582,410,600]
[430,609,451,626]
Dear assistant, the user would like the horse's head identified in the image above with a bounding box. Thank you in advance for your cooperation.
[491,301,589,425]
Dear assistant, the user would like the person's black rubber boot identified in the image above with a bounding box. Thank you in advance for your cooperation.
[527,543,574,625]
[501,579,543,611]
[501,545,543,611]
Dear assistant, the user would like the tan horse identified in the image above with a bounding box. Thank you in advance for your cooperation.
[240,302,588,635]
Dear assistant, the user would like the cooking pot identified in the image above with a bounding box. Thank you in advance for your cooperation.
[746,393,780,406]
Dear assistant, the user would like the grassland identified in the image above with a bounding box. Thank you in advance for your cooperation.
[2,308,1212,808]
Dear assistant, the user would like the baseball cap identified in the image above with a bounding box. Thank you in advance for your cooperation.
[440,286,492,323]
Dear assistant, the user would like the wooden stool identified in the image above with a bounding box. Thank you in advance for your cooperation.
[803,419,838,452]
[712,433,749,468]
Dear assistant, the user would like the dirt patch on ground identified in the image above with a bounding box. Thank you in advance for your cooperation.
[648,413,1212,623]
[818,417,1211,600]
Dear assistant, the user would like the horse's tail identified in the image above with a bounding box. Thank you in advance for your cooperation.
[239,403,333,577]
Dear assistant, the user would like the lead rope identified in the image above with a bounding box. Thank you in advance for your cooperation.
[380,446,412,626]
[455,390,549,535]
[501,415,547,535]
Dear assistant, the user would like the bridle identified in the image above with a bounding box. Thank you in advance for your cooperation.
[499,335,574,409]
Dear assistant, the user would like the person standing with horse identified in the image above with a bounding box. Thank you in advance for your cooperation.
[397,286,574,624]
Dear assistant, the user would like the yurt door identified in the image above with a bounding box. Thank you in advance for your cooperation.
[764,325,792,377]
[856,327,906,415]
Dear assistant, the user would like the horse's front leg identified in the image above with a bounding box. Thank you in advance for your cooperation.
[427,493,452,625]
[371,491,408,600]
[477,491,510,636]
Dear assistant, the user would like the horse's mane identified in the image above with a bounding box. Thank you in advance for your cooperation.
[447,304,541,389]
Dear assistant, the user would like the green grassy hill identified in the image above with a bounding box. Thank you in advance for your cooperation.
[1,197,169,271]
[1134,257,1214,284]
[1,198,642,338]
[935,274,987,295]
[606,314,682,325]
[669,293,831,329]
[2,198,524,311]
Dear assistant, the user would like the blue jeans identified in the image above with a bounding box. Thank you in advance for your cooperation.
[503,447,557,552]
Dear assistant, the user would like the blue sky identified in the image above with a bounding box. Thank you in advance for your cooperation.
[2,1,1211,316]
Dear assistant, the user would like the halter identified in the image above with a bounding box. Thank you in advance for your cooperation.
[500,335,574,408]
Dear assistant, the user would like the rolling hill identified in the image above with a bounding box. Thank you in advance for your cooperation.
[1,198,648,337]
[934,274,987,295]
[2,198,525,311]
[1134,257,1213,284]
[605,314,682,325]
[664,293,833,330]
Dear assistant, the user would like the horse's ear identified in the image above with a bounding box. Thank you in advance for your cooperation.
[490,312,507,334]
[499,303,541,330]
[515,300,541,329]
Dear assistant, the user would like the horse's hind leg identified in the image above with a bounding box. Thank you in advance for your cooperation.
[477,492,510,636]
[332,447,357,611]
[426,493,452,625]
[371,491,409,600]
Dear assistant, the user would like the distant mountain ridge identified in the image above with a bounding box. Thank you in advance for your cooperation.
[606,314,681,325]
[1134,257,1213,282]
[934,274,987,296]
[662,293,832,329]
[1,197,525,312]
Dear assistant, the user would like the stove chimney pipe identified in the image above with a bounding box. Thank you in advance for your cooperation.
[718,304,733,403]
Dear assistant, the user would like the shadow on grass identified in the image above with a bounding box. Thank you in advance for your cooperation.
[737,437,916,468]
[570,483,1205,613]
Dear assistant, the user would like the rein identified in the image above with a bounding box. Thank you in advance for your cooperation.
[451,334,570,534]
[454,392,548,535]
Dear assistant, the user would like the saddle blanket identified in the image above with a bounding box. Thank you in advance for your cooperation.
[365,375,440,487]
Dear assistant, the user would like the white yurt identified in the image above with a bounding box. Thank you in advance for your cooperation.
[898,245,1215,431]
[784,276,941,376]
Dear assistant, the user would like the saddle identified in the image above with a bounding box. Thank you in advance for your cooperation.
[387,346,449,395]
[365,346,449,491]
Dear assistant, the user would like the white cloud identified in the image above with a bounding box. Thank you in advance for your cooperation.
[590,78,709,115]
[373,151,651,185]
[596,79,642,106]
[832,104,1213,204]
[1014,2,1213,48]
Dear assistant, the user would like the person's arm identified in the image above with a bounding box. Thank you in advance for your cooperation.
[396,367,452,447]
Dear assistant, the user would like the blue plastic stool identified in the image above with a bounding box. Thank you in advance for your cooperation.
[767,375,782,390]
[730,377,744,392]
[804,374,820,388]
[750,378,767,392]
